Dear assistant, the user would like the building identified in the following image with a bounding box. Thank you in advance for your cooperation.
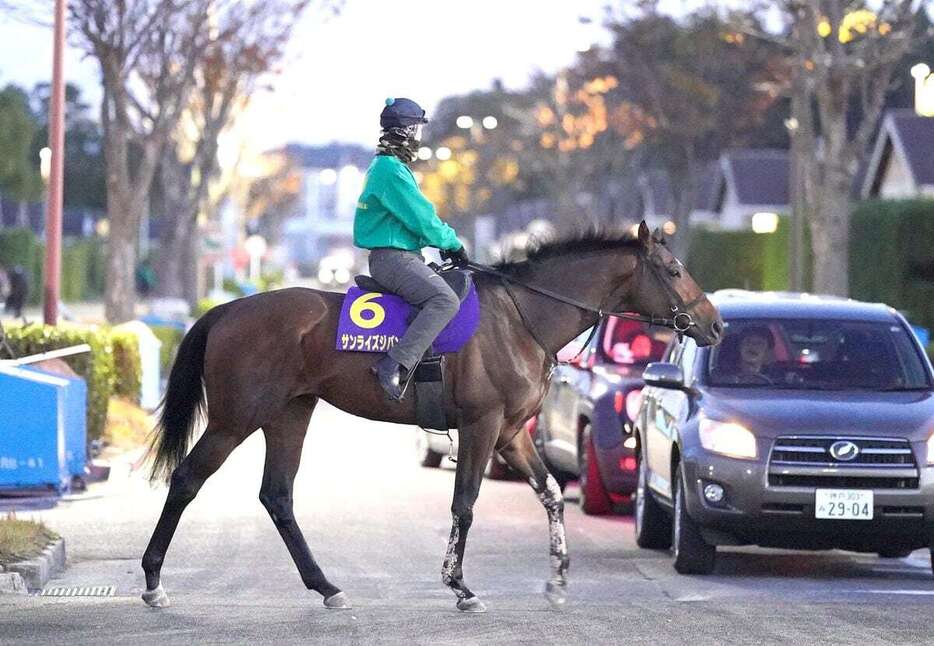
[709,149,789,231]
[861,109,934,200]
[279,143,372,270]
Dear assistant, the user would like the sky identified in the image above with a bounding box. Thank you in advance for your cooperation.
[0,0,745,149]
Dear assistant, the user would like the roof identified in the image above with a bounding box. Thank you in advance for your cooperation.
[863,110,934,197]
[710,290,898,323]
[721,149,789,207]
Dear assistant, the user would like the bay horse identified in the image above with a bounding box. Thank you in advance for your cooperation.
[140,221,723,612]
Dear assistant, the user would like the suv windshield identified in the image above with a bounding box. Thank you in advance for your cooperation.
[706,318,931,391]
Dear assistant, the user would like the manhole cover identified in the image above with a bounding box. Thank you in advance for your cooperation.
[41,585,115,597]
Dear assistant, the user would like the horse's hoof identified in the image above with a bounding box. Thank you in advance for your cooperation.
[141,584,170,608]
[456,596,487,613]
[323,591,352,609]
[545,579,568,608]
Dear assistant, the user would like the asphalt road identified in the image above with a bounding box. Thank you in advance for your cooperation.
[3,402,934,645]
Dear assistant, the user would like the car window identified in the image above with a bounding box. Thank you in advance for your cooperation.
[707,318,931,391]
[599,317,672,366]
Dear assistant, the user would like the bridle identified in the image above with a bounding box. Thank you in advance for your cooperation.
[462,246,705,363]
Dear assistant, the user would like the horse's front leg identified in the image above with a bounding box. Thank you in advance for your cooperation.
[442,410,499,612]
[498,425,569,606]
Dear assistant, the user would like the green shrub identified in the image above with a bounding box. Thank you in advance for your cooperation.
[3,323,115,441]
[0,232,105,304]
[195,298,224,318]
[150,325,185,375]
[109,329,142,403]
[687,217,792,293]
[850,199,934,330]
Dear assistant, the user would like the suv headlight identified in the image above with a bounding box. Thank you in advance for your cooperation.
[927,433,934,465]
[698,418,757,460]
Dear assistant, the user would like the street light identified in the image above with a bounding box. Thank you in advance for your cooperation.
[417,146,433,161]
[456,115,474,129]
[39,147,52,183]
[435,146,452,161]
[482,116,498,130]
[752,212,779,234]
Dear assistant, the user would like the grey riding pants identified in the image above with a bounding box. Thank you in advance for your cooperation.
[368,248,460,371]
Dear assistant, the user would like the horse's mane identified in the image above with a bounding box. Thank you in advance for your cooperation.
[491,228,642,275]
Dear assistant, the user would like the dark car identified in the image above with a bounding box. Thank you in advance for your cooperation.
[536,316,672,514]
[633,291,934,575]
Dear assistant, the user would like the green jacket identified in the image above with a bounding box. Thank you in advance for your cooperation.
[353,155,461,252]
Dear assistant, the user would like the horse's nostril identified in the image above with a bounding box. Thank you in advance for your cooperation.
[711,321,723,338]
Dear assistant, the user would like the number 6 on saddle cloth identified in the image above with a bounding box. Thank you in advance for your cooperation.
[335,268,480,430]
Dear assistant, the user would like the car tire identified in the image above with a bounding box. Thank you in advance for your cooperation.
[672,467,716,574]
[579,424,612,515]
[634,450,672,549]
[415,431,443,468]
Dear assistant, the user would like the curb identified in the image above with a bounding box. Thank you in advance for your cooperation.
[3,537,66,593]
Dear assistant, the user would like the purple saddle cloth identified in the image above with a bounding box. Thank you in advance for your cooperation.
[335,284,480,353]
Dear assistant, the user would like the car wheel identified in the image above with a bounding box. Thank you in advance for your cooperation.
[579,424,612,515]
[634,450,672,549]
[415,430,443,468]
[485,454,512,480]
[672,467,716,574]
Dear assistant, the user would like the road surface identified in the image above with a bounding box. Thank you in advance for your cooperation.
[2,403,933,645]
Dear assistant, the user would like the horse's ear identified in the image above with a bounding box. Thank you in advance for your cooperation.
[651,227,666,245]
[638,220,652,248]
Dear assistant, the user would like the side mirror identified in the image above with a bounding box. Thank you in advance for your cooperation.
[643,362,685,390]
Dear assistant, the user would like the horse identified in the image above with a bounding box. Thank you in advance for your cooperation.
[140,221,723,612]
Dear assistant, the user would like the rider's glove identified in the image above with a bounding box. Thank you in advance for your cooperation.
[442,246,470,268]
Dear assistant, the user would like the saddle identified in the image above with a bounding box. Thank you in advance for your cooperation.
[338,267,479,430]
[353,267,472,303]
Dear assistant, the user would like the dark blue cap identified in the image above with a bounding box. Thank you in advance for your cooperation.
[380,97,428,129]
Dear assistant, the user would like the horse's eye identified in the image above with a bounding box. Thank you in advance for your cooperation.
[668,266,681,278]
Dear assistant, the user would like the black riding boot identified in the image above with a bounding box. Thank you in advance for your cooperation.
[371,355,407,401]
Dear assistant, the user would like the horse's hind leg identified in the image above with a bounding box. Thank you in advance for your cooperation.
[497,426,569,606]
[442,410,499,612]
[142,426,244,607]
[260,397,346,609]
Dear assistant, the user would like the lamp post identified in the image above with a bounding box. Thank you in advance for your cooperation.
[43,0,66,326]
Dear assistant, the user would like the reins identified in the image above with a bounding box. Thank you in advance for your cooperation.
[461,251,704,365]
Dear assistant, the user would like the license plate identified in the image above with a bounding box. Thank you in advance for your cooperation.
[815,489,874,520]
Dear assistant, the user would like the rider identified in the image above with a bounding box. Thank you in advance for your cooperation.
[354,97,469,401]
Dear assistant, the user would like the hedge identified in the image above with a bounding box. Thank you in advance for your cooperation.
[2,323,144,441]
[850,199,934,330]
[0,228,41,304]
[687,217,792,292]
[687,200,934,331]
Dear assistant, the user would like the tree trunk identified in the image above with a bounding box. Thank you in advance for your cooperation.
[181,216,200,308]
[809,164,851,297]
[104,195,139,322]
[154,149,192,299]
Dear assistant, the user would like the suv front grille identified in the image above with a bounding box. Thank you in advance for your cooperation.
[768,436,919,489]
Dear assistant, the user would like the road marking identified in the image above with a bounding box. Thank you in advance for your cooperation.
[857,590,934,596]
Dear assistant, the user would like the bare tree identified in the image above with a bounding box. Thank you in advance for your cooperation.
[778,1,918,296]
[69,0,212,321]
[155,0,311,305]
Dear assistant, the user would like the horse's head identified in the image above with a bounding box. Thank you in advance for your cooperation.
[628,221,723,347]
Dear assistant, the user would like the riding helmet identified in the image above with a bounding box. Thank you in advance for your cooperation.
[380,97,429,129]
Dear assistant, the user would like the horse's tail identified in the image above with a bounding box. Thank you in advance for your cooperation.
[148,304,229,484]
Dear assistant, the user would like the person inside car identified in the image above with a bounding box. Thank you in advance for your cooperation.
[354,97,470,401]
[737,326,775,378]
